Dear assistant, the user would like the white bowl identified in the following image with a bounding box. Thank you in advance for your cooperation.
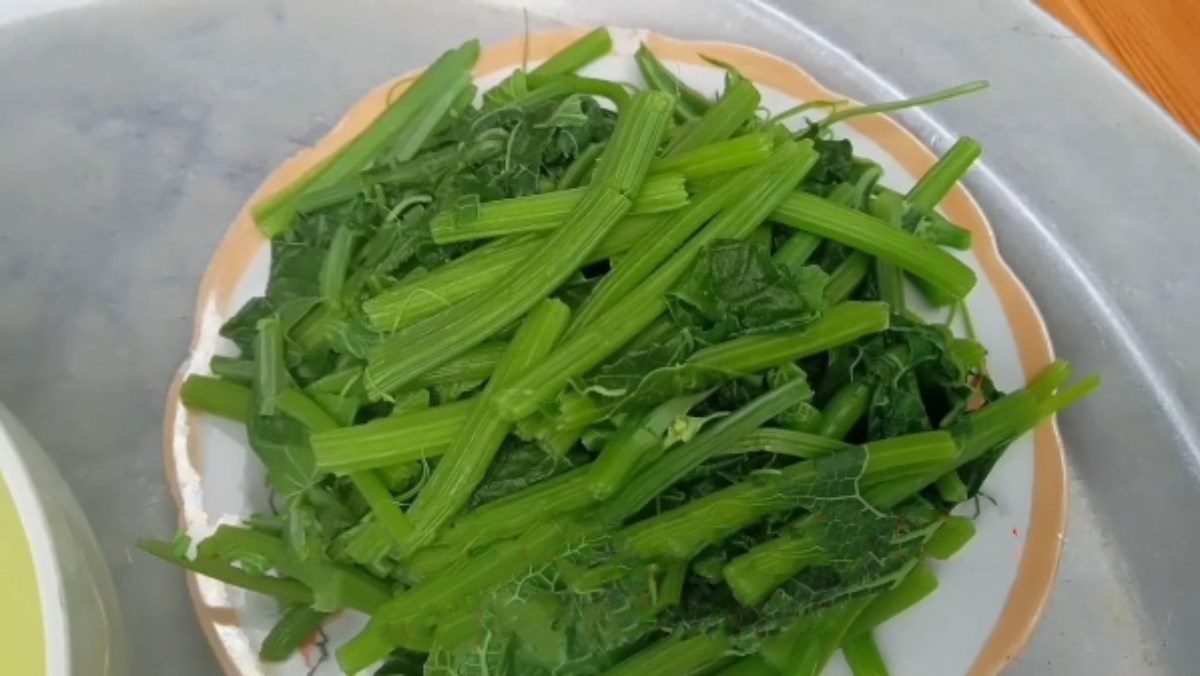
[0,403,126,675]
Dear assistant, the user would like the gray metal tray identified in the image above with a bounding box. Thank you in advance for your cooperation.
[1,0,1195,673]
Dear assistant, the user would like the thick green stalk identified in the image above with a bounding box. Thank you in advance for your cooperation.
[376,461,422,492]
[361,236,535,332]
[537,424,586,456]
[436,184,971,303]
[825,182,860,209]
[1027,359,1072,400]
[750,223,774,251]
[515,392,603,456]
[1037,375,1101,417]
[260,607,330,662]
[338,522,581,672]
[875,404,1033,504]
[774,231,823,273]
[589,91,676,191]
[363,91,674,396]
[934,470,970,503]
[841,633,889,676]
[589,215,663,258]
[274,388,339,432]
[959,391,1042,458]
[403,468,593,578]
[348,469,414,546]
[558,141,606,189]
[616,432,958,561]
[665,79,761,155]
[925,516,976,559]
[870,188,908,311]
[367,190,629,389]
[688,302,889,375]
[289,304,334,353]
[292,182,362,216]
[721,428,849,458]
[896,137,984,307]
[494,142,818,419]
[309,399,473,473]
[648,132,774,179]
[864,372,1100,507]
[202,526,393,613]
[358,144,459,188]
[528,28,612,81]
[519,74,632,110]
[587,392,709,500]
[717,458,947,606]
[404,342,506,389]
[716,656,777,676]
[434,161,972,309]
[556,391,603,430]
[772,193,976,300]
[606,633,732,676]
[254,317,288,416]
[180,375,251,423]
[719,384,870,605]
[906,138,982,214]
[252,41,480,237]
[873,186,971,250]
[594,378,816,527]
[429,173,688,244]
[209,356,255,384]
[734,486,922,600]
[816,380,873,439]
[768,597,873,676]
[656,560,689,610]
[635,43,711,120]
[724,530,825,605]
[845,565,938,637]
[402,299,571,554]
[319,226,356,310]
[308,392,361,426]
[824,252,873,305]
[571,144,810,334]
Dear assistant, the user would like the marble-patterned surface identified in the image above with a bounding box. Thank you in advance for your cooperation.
[0,1,1194,674]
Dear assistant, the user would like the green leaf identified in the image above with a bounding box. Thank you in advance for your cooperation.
[219,297,275,355]
[798,134,855,197]
[766,364,821,432]
[667,239,828,340]
[580,329,716,413]
[427,540,659,675]
[246,414,317,501]
[819,313,982,441]
[468,441,587,509]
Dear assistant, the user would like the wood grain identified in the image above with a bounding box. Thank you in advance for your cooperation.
[1041,0,1200,137]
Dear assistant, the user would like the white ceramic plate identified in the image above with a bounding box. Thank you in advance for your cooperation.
[164,27,1067,675]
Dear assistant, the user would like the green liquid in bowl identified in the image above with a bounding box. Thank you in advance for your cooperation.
[0,473,46,675]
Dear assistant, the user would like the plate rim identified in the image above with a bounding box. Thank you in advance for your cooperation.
[162,26,1066,675]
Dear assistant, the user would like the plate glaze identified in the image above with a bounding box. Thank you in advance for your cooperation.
[164,27,1066,675]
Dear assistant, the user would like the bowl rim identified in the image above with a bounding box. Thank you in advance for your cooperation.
[163,26,1067,675]
[0,403,71,676]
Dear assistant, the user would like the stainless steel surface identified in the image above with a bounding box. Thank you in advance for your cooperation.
[0,0,1194,673]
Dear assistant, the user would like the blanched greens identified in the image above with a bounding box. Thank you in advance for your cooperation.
[145,29,1097,676]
